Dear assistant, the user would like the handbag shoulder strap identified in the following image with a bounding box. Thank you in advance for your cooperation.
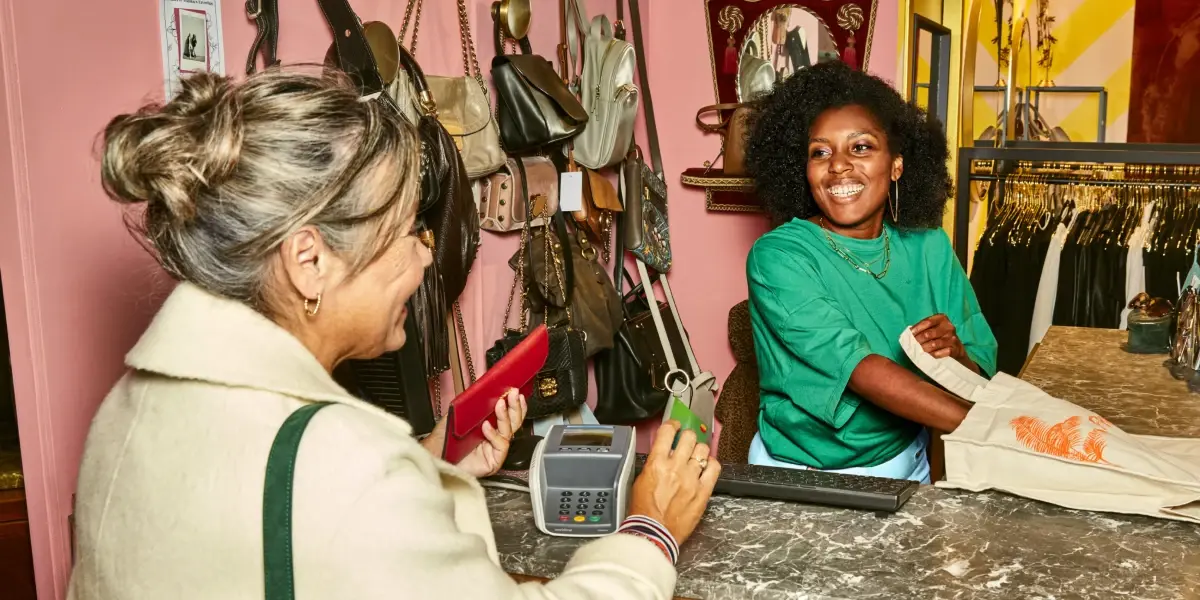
[245,0,280,74]
[263,401,334,600]
[563,0,590,89]
[318,0,386,100]
[624,0,662,179]
[633,259,702,397]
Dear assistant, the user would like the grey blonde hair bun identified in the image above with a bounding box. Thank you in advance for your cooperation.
[100,68,420,310]
[102,73,245,224]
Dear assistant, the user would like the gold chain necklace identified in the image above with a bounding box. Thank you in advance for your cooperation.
[819,218,892,279]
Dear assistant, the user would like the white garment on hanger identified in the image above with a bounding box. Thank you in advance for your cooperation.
[1028,214,1076,353]
[1119,203,1157,330]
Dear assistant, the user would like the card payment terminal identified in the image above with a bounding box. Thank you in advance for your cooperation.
[530,425,636,537]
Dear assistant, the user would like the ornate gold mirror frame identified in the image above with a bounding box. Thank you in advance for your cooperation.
[682,0,879,213]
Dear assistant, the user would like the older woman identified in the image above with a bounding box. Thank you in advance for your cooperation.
[743,62,998,483]
[68,69,719,599]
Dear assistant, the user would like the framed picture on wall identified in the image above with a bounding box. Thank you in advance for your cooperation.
[176,9,209,74]
[158,0,226,98]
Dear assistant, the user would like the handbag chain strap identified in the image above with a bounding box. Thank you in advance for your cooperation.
[399,0,424,54]
[502,161,536,334]
[544,212,574,329]
[455,0,488,96]
[454,300,478,383]
[501,224,532,333]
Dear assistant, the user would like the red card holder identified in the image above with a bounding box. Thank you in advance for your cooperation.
[441,324,549,464]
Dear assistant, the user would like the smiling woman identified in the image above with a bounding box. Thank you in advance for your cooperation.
[741,61,998,482]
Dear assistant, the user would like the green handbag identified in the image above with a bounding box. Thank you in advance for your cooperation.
[263,402,332,600]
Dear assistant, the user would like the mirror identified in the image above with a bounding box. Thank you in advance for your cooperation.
[736,6,838,101]
[909,15,950,132]
[689,0,879,213]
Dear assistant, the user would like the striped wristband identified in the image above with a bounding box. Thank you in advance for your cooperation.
[617,515,679,565]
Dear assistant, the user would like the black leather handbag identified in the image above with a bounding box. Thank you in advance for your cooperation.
[593,236,690,424]
[486,327,587,420]
[395,45,480,375]
[490,16,587,154]
[286,0,449,419]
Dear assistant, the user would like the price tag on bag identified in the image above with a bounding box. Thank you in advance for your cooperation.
[560,171,584,212]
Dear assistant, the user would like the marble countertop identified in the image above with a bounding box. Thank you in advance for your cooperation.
[489,487,1200,599]
[489,326,1200,599]
[1020,326,1200,438]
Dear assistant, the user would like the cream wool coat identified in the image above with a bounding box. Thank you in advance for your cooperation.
[67,283,676,599]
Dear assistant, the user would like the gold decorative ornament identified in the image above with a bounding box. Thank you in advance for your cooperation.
[538,376,558,397]
[837,4,864,32]
[718,6,744,34]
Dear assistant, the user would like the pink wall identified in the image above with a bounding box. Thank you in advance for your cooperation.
[0,0,896,597]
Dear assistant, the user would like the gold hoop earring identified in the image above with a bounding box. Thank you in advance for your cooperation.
[889,180,900,222]
[304,293,322,317]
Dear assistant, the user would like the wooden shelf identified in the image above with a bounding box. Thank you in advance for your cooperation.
[680,168,763,213]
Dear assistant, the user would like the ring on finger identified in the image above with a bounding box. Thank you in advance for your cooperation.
[691,456,709,470]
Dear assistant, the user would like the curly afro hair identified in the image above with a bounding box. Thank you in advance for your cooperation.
[744,61,951,229]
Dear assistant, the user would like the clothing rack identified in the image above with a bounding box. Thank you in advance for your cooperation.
[954,142,1200,266]
[970,175,1200,189]
[955,142,1200,375]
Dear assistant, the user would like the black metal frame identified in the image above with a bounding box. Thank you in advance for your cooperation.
[1024,86,1108,142]
[910,15,952,131]
[953,142,1200,267]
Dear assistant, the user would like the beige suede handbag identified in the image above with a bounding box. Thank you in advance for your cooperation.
[900,329,1200,523]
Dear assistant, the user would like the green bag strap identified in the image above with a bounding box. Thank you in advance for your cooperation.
[263,402,333,600]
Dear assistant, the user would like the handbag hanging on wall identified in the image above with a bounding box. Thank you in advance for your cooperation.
[573,168,622,262]
[491,12,588,154]
[559,0,640,170]
[487,164,588,420]
[478,156,559,233]
[620,0,672,273]
[398,0,505,179]
[633,256,717,432]
[253,0,449,422]
[593,220,689,424]
[513,220,622,358]
[695,102,754,176]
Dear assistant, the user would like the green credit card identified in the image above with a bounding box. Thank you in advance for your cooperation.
[665,396,711,446]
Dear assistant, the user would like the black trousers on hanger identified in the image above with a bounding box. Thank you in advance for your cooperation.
[1053,212,1128,329]
[971,220,1054,375]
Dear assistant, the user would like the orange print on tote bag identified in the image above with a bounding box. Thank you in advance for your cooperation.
[937,373,1200,523]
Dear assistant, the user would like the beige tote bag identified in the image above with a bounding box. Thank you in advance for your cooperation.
[900,329,1200,523]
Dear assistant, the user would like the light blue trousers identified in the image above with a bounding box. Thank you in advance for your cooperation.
[748,429,931,484]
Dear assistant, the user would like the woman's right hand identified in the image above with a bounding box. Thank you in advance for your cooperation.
[628,421,721,546]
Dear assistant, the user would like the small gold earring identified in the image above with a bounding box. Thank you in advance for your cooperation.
[304,293,322,317]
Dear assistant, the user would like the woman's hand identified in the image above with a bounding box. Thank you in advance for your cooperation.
[628,421,721,546]
[419,388,528,478]
[912,314,978,373]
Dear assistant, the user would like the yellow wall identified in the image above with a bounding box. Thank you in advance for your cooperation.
[973,0,1134,143]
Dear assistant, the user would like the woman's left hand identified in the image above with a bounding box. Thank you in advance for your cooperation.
[456,388,528,477]
[911,314,967,360]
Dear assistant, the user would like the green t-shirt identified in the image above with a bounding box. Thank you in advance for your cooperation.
[746,218,997,469]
